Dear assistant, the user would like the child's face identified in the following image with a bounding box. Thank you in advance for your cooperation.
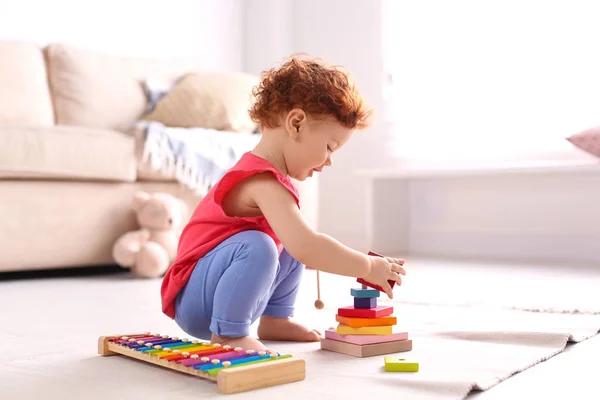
[284,112,353,181]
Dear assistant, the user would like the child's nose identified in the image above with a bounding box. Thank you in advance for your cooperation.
[325,155,333,166]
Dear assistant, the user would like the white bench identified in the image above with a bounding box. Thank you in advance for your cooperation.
[358,161,600,264]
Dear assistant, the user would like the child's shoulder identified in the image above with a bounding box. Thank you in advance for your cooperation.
[214,153,298,203]
[225,152,293,185]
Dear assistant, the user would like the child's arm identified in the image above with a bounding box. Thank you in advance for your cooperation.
[246,173,405,298]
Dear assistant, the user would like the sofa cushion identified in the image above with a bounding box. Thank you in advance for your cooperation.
[0,125,136,181]
[45,43,200,132]
[0,41,54,126]
[141,72,259,133]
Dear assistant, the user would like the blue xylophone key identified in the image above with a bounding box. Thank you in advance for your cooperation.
[124,338,168,349]
[135,339,186,351]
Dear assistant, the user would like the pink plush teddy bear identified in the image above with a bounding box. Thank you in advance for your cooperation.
[112,191,188,278]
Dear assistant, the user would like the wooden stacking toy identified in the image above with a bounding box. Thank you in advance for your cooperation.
[98,332,305,394]
[320,287,412,357]
[384,356,419,372]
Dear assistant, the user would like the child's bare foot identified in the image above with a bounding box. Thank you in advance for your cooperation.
[257,315,322,342]
[210,333,268,351]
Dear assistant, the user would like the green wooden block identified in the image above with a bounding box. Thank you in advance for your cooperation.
[206,354,292,376]
[384,356,419,372]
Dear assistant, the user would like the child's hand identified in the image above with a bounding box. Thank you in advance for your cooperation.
[385,256,405,268]
[364,256,406,299]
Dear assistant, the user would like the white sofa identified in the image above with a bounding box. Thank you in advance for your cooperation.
[0,40,318,273]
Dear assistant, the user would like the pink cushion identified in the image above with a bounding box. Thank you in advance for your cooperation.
[567,127,600,158]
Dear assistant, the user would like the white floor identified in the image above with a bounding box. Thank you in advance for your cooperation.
[1,257,599,399]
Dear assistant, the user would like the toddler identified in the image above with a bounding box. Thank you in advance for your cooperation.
[160,55,406,350]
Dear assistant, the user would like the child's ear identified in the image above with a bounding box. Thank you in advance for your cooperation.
[286,108,306,139]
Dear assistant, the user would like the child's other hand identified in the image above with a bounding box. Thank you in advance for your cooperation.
[364,256,406,299]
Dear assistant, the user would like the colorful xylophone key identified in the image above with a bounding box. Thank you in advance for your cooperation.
[197,353,279,372]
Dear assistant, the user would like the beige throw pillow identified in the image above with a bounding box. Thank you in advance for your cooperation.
[142,72,259,133]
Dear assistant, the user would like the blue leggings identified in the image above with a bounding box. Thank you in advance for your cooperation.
[174,230,305,340]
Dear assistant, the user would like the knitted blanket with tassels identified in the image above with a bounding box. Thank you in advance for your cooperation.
[140,121,261,197]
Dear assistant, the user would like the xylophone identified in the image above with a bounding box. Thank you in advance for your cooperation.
[98,332,305,394]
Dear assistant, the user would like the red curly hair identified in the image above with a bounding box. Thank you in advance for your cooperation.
[249,55,373,130]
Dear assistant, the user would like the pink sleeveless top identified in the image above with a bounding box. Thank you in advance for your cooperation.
[160,152,300,318]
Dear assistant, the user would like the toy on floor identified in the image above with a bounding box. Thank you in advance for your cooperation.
[384,356,419,372]
[320,287,412,357]
[312,250,395,309]
[98,332,305,395]
[314,269,324,309]
[112,191,188,278]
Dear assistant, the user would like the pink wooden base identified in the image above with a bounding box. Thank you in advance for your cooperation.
[324,329,408,345]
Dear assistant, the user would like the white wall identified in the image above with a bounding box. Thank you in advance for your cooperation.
[384,0,600,164]
[0,0,243,71]
[243,0,395,251]
[368,1,600,264]
[242,0,293,76]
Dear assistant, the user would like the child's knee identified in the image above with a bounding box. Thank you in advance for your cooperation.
[236,230,279,269]
[241,230,277,255]
[206,230,280,290]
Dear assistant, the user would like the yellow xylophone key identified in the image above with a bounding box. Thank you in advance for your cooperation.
[146,343,201,356]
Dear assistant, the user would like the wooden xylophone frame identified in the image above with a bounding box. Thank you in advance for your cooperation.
[98,333,306,394]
